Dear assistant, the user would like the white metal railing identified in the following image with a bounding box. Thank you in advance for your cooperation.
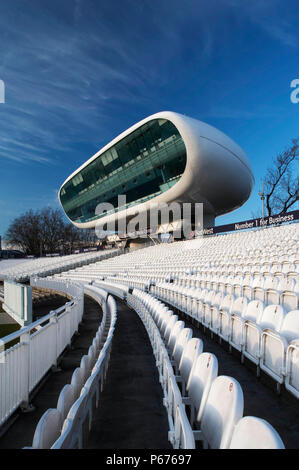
[0,278,84,427]
[25,287,118,449]
[50,292,117,449]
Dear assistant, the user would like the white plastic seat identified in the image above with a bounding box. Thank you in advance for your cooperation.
[168,321,185,356]
[280,290,299,312]
[242,284,253,301]
[87,344,97,370]
[241,300,265,365]
[201,290,217,328]
[172,328,193,366]
[259,304,285,331]
[265,288,280,306]
[286,339,299,399]
[81,368,102,429]
[229,416,285,449]
[228,299,263,354]
[160,311,174,337]
[260,309,299,385]
[32,408,62,449]
[185,352,218,425]
[221,296,247,344]
[232,280,243,298]
[80,355,91,382]
[52,391,88,449]
[243,303,285,371]
[196,375,244,449]
[56,384,75,422]
[164,315,178,343]
[212,294,234,336]
[178,338,204,390]
[208,291,225,333]
[71,367,85,399]
[196,289,208,321]
[51,417,73,449]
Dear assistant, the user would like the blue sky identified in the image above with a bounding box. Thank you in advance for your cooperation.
[0,0,298,237]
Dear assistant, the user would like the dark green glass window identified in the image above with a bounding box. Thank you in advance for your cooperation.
[60,119,187,223]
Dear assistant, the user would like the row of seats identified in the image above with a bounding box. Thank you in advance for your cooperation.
[127,288,285,449]
[172,272,299,289]
[0,248,121,282]
[27,288,117,449]
[54,256,298,287]
[50,224,297,282]
[153,282,299,396]
[105,272,299,311]
[48,224,298,402]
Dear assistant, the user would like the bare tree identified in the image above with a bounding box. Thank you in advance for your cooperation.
[264,138,299,216]
[5,207,83,256]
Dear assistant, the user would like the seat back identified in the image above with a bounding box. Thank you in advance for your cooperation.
[164,315,178,343]
[80,355,91,382]
[231,297,248,317]
[229,416,285,449]
[220,294,234,312]
[87,344,96,370]
[32,408,62,449]
[168,320,185,354]
[160,312,173,336]
[57,384,75,422]
[244,300,264,323]
[205,290,216,304]
[62,391,88,449]
[213,291,224,307]
[280,310,299,343]
[281,291,299,312]
[264,276,279,290]
[259,304,285,331]
[278,277,295,292]
[200,376,244,449]
[179,338,203,385]
[187,353,218,423]
[173,328,193,365]
[71,367,85,399]
[51,418,73,449]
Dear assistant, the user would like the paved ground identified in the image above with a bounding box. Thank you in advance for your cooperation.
[86,300,171,449]
[0,295,102,449]
[169,302,299,449]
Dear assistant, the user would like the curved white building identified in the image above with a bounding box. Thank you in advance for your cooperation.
[59,111,254,230]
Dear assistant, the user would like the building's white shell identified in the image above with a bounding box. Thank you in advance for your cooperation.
[59,111,254,229]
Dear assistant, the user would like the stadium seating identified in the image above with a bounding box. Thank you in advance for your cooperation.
[229,416,285,449]
[15,223,297,449]
[0,248,121,282]
[47,223,298,396]
[126,288,284,449]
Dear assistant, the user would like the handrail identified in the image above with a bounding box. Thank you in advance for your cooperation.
[0,278,84,428]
